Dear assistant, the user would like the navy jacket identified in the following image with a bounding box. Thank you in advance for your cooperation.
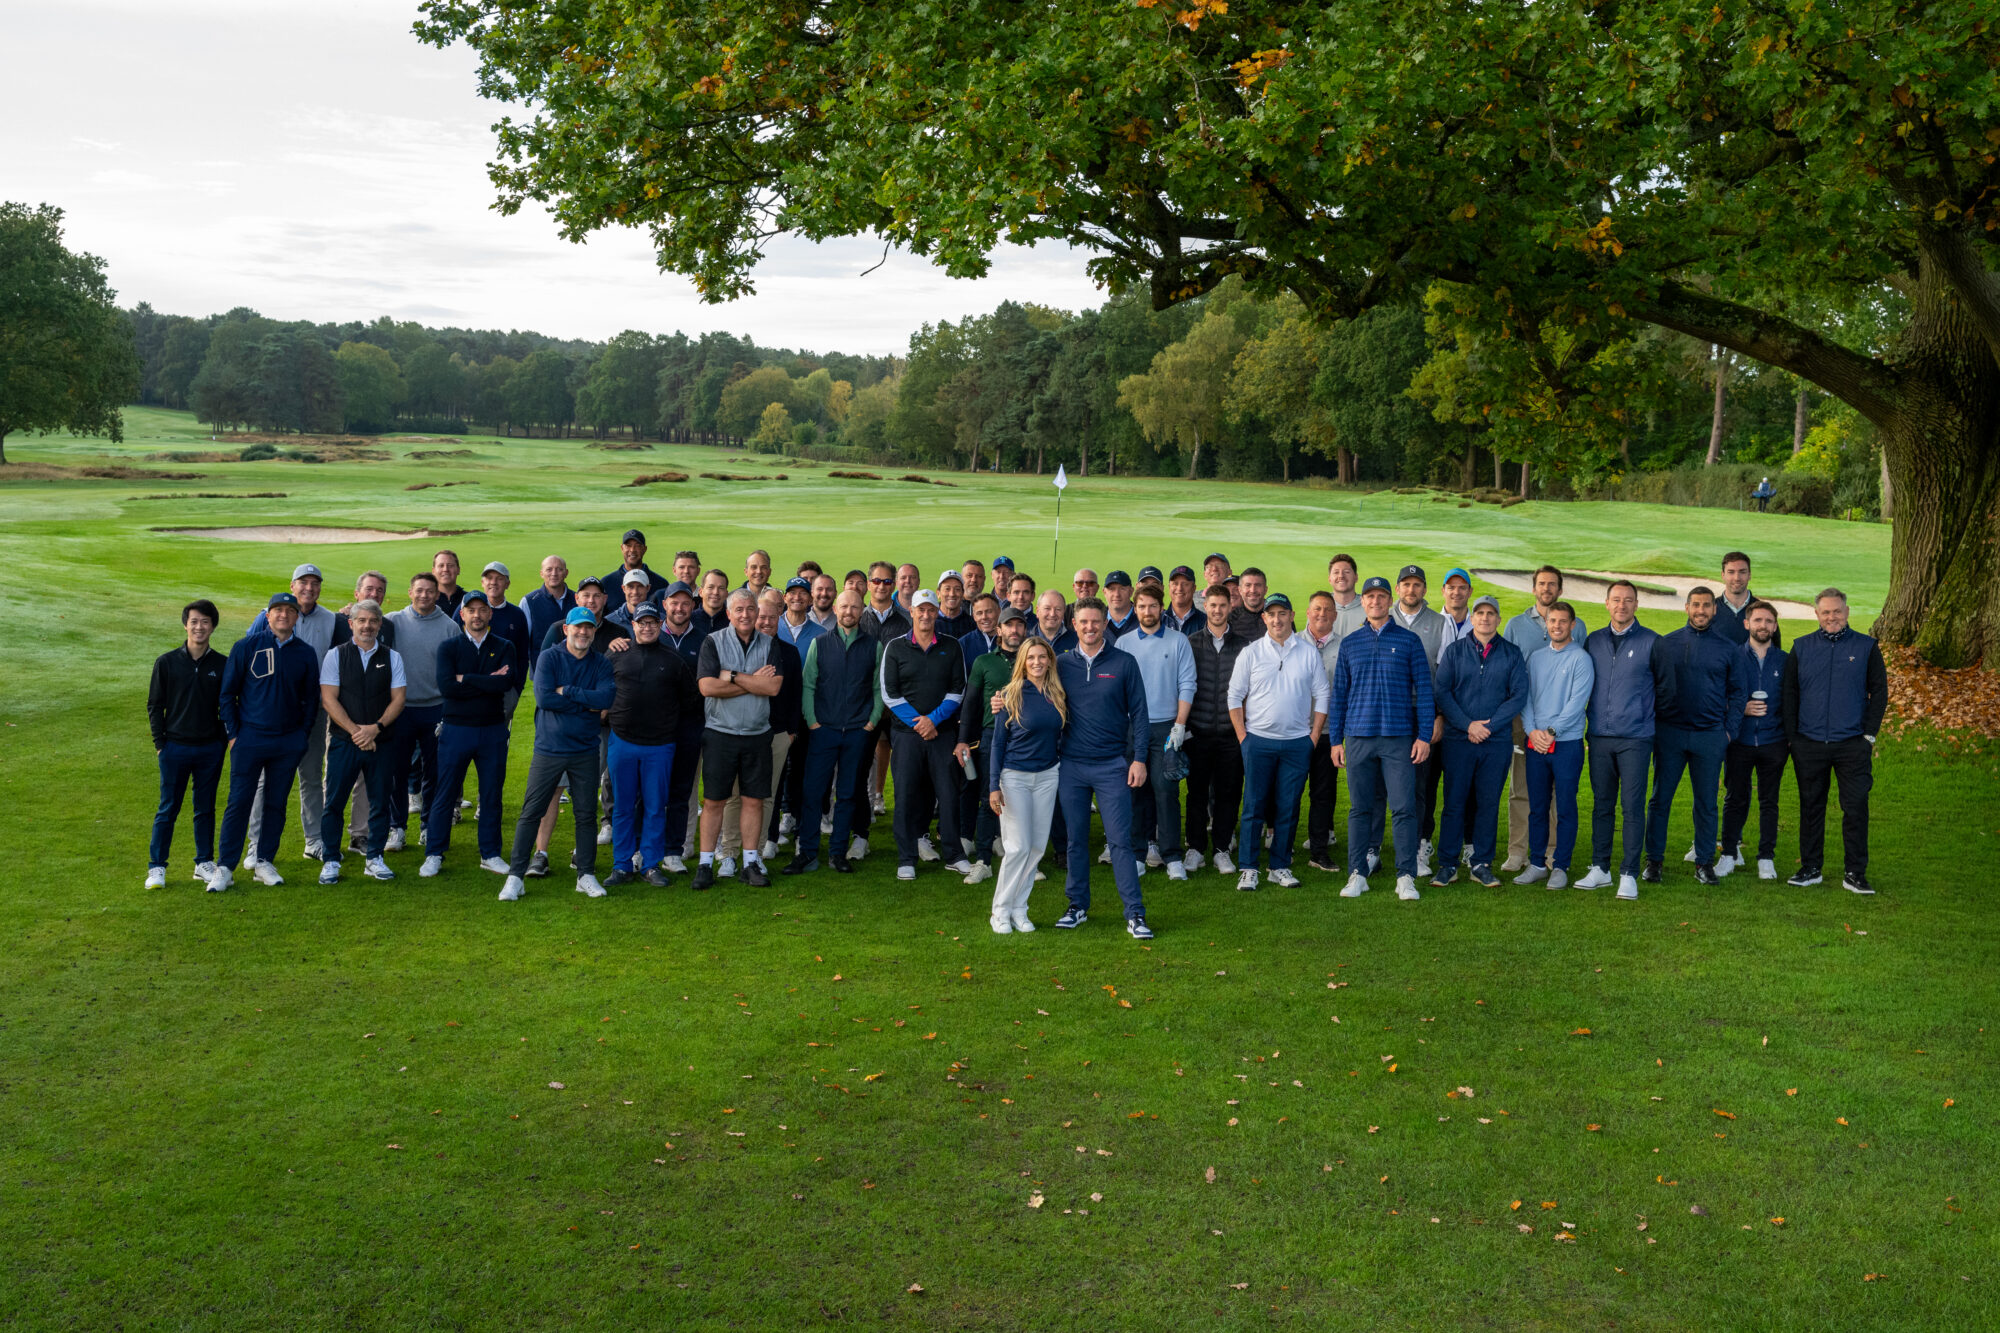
[1433,635,1528,744]
[532,645,617,754]
[1584,622,1660,740]
[1782,628,1888,744]
[989,684,1064,782]
[1055,645,1149,765]
[1737,643,1788,747]
[1654,623,1751,739]
[438,631,517,728]
[219,630,320,742]
[522,586,577,665]
[460,600,533,684]
[768,638,806,735]
[1326,620,1435,742]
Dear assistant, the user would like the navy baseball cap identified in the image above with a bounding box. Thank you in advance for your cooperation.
[1361,576,1392,594]
[662,580,694,599]
[459,588,491,607]
[1137,565,1163,584]
[1169,565,1196,582]
[1398,564,1427,584]
[564,606,596,626]
[267,592,300,610]
[632,602,662,621]
[577,575,604,591]
[992,555,1015,569]
[1105,570,1132,588]
[1263,592,1293,612]
[785,576,813,592]
[622,529,646,544]
[1445,567,1471,586]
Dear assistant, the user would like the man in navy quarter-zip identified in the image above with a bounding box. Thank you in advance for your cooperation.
[423,588,516,878]
[1574,580,1659,900]
[790,590,884,875]
[1051,599,1155,939]
[1717,601,1788,882]
[521,556,575,673]
[1430,595,1527,889]
[210,592,321,892]
[1327,577,1435,902]
[1781,588,1887,894]
[1643,586,1750,886]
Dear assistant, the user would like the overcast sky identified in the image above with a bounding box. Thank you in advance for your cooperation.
[3,0,1107,354]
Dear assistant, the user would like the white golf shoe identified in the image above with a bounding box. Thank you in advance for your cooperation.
[420,855,445,878]
[1339,873,1369,898]
[1574,866,1613,890]
[252,861,285,886]
[498,875,525,901]
[1395,875,1421,901]
[145,866,167,890]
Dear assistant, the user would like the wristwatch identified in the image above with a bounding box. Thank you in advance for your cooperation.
[722,668,734,685]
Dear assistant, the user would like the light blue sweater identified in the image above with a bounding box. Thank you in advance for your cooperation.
[1521,642,1595,742]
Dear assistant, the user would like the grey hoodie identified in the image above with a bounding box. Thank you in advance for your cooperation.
[384,605,462,708]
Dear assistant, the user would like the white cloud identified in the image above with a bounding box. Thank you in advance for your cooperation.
[0,1,1107,354]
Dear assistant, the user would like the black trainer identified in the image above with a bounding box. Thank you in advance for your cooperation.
[741,861,771,887]
[1693,863,1720,886]
[642,867,670,888]
[782,855,819,876]
[1307,850,1339,873]
[524,850,550,879]
[1842,871,1874,895]
[605,869,636,887]
[692,862,716,891]
[1641,861,1663,883]
[1054,907,1087,929]
[1788,866,1823,887]
[829,854,854,874]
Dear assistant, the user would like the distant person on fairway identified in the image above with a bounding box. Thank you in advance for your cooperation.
[146,599,228,889]
[1719,600,1788,882]
[316,598,405,886]
[501,607,615,903]
[1576,579,1659,900]
[210,592,321,892]
[1752,477,1775,512]
[1781,589,1887,895]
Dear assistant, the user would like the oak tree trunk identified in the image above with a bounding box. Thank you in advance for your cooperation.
[1705,346,1728,465]
[1460,447,1476,490]
[1186,429,1201,480]
[1492,449,1503,489]
[1793,388,1809,454]
[1518,460,1530,499]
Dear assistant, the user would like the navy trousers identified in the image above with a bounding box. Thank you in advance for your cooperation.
[1645,724,1729,866]
[1437,735,1510,870]
[1237,734,1312,871]
[322,741,392,860]
[1588,735,1652,875]
[664,717,705,858]
[798,726,872,859]
[1343,734,1419,877]
[1060,756,1144,919]
[428,722,510,859]
[151,739,227,868]
[385,703,442,834]
[1524,738,1586,871]
[219,732,307,868]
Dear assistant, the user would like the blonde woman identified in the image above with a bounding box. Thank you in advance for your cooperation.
[987,639,1066,932]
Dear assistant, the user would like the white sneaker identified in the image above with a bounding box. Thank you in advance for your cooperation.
[1683,842,1700,863]
[990,917,1014,934]
[1166,862,1187,882]
[761,839,781,860]
[365,856,396,880]
[1263,827,1274,848]
[1460,847,1471,866]
[575,874,607,898]
[870,792,887,817]
[918,837,940,862]
[145,866,167,889]
[1011,913,1036,933]
[961,837,975,858]
[1268,868,1300,888]
[1575,865,1613,890]
[242,850,258,870]
[820,815,834,835]
[1214,849,1236,875]
[1366,849,1381,876]
[1758,858,1777,881]
[1498,855,1523,873]
[717,856,737,878]
[1033,869,1046,882]
[253,861,285,886]
[1145,842,1165,868]
[192,861,217,883]
[664,855,687,874]
[1183,848,1205,872]
[205,866,233,892]
[385,828,406,852]
[420,855,444,878]
[318,862,341,885]
[1340,873,1369,898]
[1616,875,1639,900]
[1715,855,1738,877]
[479,855,510,874]
[1415,839,1434,879]
[1133,860,1147,878]
[302,840,326,861]
[1237,869,1262,891]
[498,875,525,901]
[1547,868,1569,890]
[945,859,975,876]
[1515,865,1549,885]
[848,836,869,860]
[779,813,797,838]
[597,822,612,846]
[1097,845,1112,865]
[1395,875,1421,901]
[963,861,992,885]
[896,864,916,881]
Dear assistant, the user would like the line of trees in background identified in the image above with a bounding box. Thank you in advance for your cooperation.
[126,280,1883,516]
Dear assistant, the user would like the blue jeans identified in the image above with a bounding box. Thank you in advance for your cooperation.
[322,741,391,860]
[218,732,308,868]
[151,740,227,867]
[1437,735,1510,870]
[1645,725,1729,865]
[1343,734,1419,876]
[607,733,675,869]
[1524,738,1586,870]
[1060,756,1144,919]
[1237,733,1312,871]
[799,726,872,859]
[1132,719,1188,860]
[385,703,442,834]
[428,722,510,858]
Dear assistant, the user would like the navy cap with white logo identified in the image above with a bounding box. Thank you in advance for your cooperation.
[577,575,604,591]
[1398,564,1427,584]
[459,588,491,607]
[786,576,813,592]
[1105,570,1133,588]
[1361,576,1392,594]
[1169,565,1196,582]
[622,528,646,544]
[267,591,300,610]
[1137,565,1163,585]
[632,602,662,621]
[1263,592,1293,612]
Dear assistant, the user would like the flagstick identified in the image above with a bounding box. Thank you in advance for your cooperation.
[1053,488,1062,571]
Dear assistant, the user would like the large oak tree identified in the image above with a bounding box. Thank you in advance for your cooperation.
[418,0,2000,664]
[0,202,139,465]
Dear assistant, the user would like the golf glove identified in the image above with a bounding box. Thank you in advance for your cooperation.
[1166,723,1188,750]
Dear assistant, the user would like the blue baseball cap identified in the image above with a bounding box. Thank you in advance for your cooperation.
[458,588,491,607]
[1204,552,1229,564]
[992,555,1015,569]
[785,576,813,592]
[1169,565,1197,582]
[266,592,300,610]
[564,607,597,626]
[1137,565,1163,585]
[1263,592,1293,612]
[1444,568,1471,586]
[1361,576,1392,594]
[662,580,695,600]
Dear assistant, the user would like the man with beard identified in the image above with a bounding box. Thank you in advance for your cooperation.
[791,590,884,874]
[1642,587,1749,888]
[1718,601,1788,881]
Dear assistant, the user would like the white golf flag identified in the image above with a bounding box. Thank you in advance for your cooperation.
[1054,464,1068,491]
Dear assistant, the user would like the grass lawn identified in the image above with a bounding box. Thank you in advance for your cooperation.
[1,409,1992,1330]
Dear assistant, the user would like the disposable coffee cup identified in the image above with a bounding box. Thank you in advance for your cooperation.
[1751,691,1768,701]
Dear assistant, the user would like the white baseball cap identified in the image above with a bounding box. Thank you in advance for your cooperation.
[909,589,940,610]
[622,569,650,587]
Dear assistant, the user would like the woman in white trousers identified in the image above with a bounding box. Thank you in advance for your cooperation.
[988,639,1067,933]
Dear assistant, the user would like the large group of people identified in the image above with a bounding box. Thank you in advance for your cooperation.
[147,537,1889,937]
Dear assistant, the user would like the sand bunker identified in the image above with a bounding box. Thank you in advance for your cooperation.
[159,525,451,544]
[1473,569,1815,619]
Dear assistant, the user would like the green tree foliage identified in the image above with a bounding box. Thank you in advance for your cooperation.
[334,341,405,432]
[1225,303,1332,483]
[574,330,660,437]
[403,342,467,419]
[0,202,140,463]
[1118,309,1246,479]
[505,348,575,436]
[718,364,797,439]
[749,401,792,450]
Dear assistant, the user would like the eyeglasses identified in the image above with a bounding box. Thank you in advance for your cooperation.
[868,577,892,585]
